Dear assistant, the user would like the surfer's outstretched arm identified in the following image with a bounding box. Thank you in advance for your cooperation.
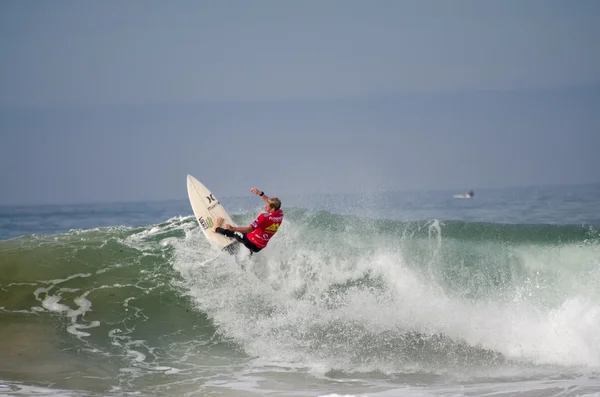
[250,187,270,203]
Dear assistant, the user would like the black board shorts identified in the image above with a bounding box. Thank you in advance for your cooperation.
[215,227,261,254]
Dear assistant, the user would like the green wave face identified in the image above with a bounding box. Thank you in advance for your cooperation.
[1,210,600,390]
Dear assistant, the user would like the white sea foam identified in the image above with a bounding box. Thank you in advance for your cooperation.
[172,215,600,375]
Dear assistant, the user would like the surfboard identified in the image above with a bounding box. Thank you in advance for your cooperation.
[453,194,471,199]
[453,191,474,199]
[186,174,236,249]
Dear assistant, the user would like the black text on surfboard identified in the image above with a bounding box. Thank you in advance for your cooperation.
[198,216,214,230]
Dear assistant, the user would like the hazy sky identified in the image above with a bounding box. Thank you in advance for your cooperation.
[1,0,599,205]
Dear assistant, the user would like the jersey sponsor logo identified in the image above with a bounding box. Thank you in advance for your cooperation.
[264,223,279,232]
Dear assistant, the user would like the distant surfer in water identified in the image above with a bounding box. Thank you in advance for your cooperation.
[212,188,284,254]
[454,190,475,199]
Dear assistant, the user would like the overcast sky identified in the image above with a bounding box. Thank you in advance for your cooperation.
[1,0,599,205]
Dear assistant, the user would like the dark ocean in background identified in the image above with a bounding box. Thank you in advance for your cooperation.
[1,184,600,397]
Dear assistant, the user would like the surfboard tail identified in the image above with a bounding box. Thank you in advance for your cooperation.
[223,243,239,256]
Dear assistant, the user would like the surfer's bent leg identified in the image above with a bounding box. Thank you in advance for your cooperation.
[216,230,258,257]
[240,235,261,253]
[214,227,237,239]
[215,228,245,256]
[214,226,260,254]
[215,227,250,247]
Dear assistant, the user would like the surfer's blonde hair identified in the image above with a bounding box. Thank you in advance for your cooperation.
[267,197,281,210]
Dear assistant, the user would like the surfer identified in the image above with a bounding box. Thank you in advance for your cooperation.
[212,188,283,254]
[454,190,474,199]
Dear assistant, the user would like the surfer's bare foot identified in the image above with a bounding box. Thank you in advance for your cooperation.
[212,217,224,232]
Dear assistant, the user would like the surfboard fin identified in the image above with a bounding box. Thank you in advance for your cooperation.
[223,243,239,256]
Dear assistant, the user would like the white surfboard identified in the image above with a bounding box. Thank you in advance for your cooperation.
[186,174,236,249]
[453,194,470,199]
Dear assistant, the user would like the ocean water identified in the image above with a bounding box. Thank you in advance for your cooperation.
[1,184,600,397]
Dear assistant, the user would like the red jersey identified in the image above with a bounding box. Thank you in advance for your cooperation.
[246,209,284,249]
